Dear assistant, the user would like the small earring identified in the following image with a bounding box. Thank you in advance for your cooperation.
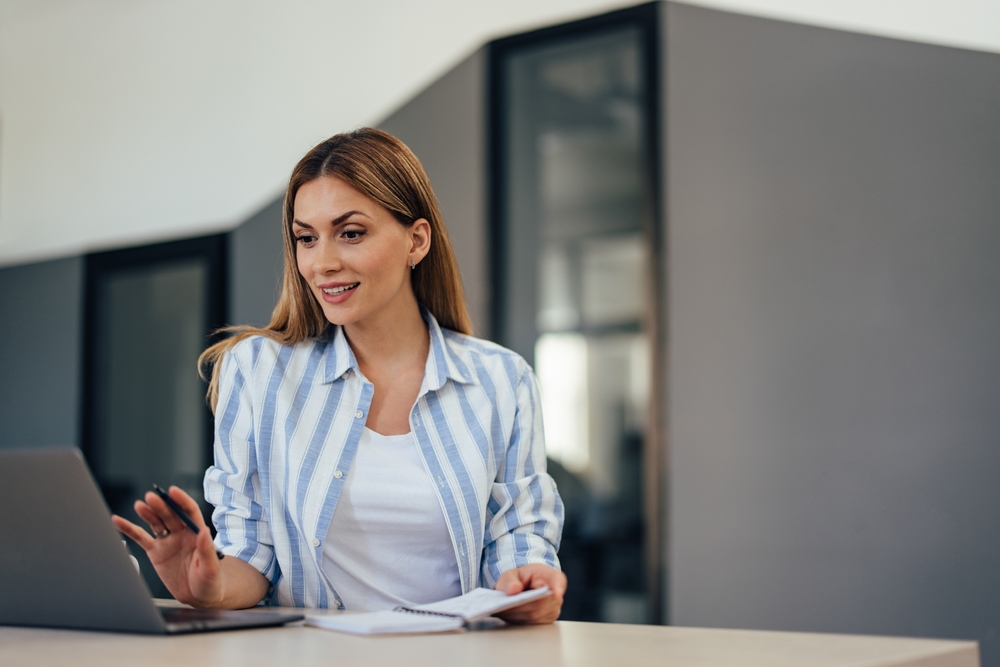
[409,258,416,270]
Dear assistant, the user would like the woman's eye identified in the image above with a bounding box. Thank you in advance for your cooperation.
[296,234,317,245]
[342,229,366,241]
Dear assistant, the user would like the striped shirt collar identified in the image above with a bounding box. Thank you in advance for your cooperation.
[321,307,474,389]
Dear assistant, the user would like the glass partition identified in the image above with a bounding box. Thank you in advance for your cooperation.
[83,236,226,597]
[493,9,659,624]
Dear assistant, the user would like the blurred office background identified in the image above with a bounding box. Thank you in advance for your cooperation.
[2,0,1000,662]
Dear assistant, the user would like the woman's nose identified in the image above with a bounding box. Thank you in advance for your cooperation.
[313,240,343,273]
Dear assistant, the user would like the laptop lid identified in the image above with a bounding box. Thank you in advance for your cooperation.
[0,447,169,633]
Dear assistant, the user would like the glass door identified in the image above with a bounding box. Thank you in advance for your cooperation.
[83,235,227,597]
[491,6,661,623]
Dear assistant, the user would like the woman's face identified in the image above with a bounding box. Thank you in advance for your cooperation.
[293,175,429,329]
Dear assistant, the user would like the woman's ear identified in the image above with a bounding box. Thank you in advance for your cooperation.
[409,218,432,264]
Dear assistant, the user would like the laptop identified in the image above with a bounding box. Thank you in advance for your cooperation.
[0,447,303,634]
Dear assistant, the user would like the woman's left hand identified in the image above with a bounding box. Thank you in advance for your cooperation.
[494,564,567,624]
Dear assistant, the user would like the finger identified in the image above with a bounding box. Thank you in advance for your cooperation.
[192,527,222,574]
[499,599,547,615]
[495,570,525,595]
[144,491,188,534]
[528,570,567,601]
[499,599,560,624]
[505,595,556,613]
[514,566,566,601]
[134,500,169,534]
[550,572,568,598]
[169,485,208,530]
[112,514,156,551]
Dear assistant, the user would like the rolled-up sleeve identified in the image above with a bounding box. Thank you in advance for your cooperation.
[481,366,564,587]
[203,347,280,584]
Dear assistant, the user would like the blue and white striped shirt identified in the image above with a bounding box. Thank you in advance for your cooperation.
[203,310,563,608]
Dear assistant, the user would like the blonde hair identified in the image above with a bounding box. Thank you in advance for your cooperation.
[199,127,472,410]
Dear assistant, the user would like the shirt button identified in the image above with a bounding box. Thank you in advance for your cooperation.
[312,538,320,547]
[355,410,364,419]
[334,470,343,479]
[341,372,349,380]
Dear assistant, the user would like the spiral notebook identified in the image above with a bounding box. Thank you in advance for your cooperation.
[305,586,551,635]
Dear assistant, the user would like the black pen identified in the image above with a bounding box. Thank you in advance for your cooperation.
[152,484,224,560]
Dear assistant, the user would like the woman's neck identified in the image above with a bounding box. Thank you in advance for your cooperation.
[342,300,429,379]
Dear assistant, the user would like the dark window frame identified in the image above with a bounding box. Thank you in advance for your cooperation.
[486,1,665,624]
[80,234,228,492]
[487,1,662,343]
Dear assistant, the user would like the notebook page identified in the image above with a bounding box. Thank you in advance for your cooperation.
[413,586,551,620]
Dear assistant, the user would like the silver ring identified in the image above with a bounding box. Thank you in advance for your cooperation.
[153,529,170,538]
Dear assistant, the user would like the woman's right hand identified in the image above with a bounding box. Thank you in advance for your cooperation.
[112,486,225,607]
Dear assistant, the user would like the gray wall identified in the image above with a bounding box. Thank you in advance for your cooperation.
[379,48,489,337]
[0,256,84,449]
[664,2,1000,660]
[229,197,284,327]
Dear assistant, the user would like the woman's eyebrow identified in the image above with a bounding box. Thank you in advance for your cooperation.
[292,211,365,229]
[330,210,365,226]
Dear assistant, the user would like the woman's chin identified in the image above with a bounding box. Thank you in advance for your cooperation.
[317,301,355,325]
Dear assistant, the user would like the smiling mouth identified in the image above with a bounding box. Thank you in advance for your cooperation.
[322,283,359,295]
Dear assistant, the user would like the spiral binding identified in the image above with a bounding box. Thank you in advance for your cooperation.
[392,606,464,620]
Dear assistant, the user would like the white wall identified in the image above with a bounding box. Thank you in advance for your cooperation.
[1,0,998,267]
[0,0,637,266]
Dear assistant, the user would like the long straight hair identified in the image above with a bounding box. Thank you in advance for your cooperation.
[199,128,473,410]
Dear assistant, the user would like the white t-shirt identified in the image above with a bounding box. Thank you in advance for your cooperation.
[321,427,462,611]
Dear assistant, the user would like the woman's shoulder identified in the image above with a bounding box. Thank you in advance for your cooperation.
[439,329,532,382]
[224,332,325,372]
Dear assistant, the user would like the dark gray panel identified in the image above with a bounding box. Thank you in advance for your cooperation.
[229,196,284,327]
[665,0,1000,657]
[379,49,488,337]
[0,256,83,449]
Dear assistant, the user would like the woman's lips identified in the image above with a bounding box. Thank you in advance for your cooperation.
[319,282,359,304]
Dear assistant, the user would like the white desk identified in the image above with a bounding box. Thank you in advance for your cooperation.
[0,610,979,667]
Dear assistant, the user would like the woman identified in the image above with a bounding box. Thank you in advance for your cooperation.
[113,128,566,624]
